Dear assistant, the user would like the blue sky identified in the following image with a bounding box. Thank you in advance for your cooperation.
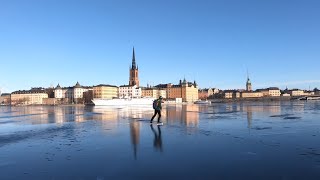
[0,0,319,93]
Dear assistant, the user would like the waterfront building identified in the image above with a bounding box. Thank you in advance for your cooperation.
[198,88,214,100]
[267,87,281,97]
[212,88,220,94]
[241,91,263,98]
[141,87,166,98]
[42,98,59,105]
[54,84,63,98]
[303,91,314,96]
[54,82,91,104]
[287,89,304,97]
[73,82,89,99]
[224,91,233,99]
[0,93,11,105]
[11,88,48,105]
[256,87,281,97]
[224,90,240,99]
[256,89,269,97]
[93,84,118,99]
[119,85,142,98]
[54,84,73,99]
[155,79,198,102]
[129,47,140,87]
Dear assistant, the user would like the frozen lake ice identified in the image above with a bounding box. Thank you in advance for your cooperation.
[0,101,320,179]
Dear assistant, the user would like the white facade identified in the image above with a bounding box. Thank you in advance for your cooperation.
[119,85,142,98]
[213,88,220,94]
[74,87,88,99]
[269,89,281,97]
[54,88,72,98]
[54,88,63,98]
[54,82,89,100]
[289,90,304,97]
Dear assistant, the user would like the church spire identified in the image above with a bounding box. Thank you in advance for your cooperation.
[129,47,140,87]
[246,69,252,91]
[132,47,137,69]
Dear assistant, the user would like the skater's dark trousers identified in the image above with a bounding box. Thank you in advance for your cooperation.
[151,110,161,122]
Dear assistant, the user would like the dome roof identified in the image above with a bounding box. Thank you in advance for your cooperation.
[74,81,81,88]
[246,78,251,84]
[55,83,62,89]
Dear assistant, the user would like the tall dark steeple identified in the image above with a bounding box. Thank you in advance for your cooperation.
[129,47,140,86]
[246,69,252,91]
[132,47,137,70]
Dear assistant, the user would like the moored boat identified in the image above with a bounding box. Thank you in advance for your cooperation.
[194,100,211,105]
[92,97,155,106]
[299,96,320,101]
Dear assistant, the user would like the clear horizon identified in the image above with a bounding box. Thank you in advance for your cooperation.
[1,0,320,93]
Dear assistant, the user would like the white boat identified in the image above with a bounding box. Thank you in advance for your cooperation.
[92,97,156,106]
[308,97,320,100]
[299,96,320,100]
[194,100,211,105]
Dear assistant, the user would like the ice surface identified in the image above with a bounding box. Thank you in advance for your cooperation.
[0,101,320,179]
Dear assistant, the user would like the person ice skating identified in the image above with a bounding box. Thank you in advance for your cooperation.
[150,96,163,124]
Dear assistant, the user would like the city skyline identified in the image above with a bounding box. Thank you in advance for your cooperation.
[1,0,320,93]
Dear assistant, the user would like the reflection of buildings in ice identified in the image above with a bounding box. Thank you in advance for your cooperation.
[165,105,199,127]
[166,105,182,122]
[92,107,119,121]
[130,121,140,159]
[290,102,306,113]
[115,106,154,120]
[225,104,241,112]
[90,107,122,131]
[32,107,50,124]
[241,103,281,129]
[241,102,281,114]
[70,106,85,123]
[56,106,88,123]
[184,105,199,127]
[246,108,253,129]
[7,106,50,124]
[53,106,65,124]
[197,105,210,113]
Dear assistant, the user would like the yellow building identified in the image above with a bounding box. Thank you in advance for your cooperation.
[141,87,166,98]
[257,87,281,97]
[11,88,48,105]
[268,88,281,97]
[155,79,198,102]
[241,91,263,98]
[224,90,240,99]
[288,89,304,97]
[93,84,118,99]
